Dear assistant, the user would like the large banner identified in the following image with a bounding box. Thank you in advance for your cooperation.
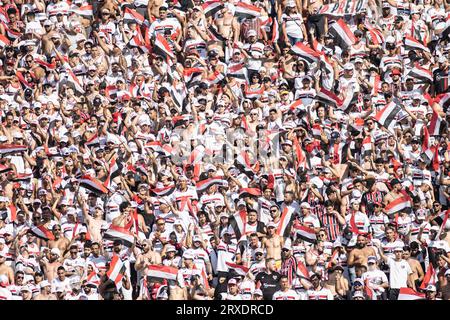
[318,0,368,16]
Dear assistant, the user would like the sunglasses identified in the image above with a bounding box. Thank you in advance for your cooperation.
[270,209,277,213]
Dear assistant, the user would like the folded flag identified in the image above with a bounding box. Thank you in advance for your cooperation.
[384,193,412,216]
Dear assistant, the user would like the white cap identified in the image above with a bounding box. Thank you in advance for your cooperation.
[300,202,311,209]
[425,284,436,292]
[438,56,447,64]
[344,63,354,70]
[247,30,257,37]
[430,225,440,232]
[40,280,51,289]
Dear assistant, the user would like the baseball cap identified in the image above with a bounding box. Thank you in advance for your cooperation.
[344,63,354,71]
[267,222,277,229]
[300,202,311,209]
[166,245,176,253]
[192,235,202,243]
[367,256,377,264]
[353,278,364,286]
[183,252,194,260]
[352,291,365,299]
[228,278,237,286]
[50,248,61,257]
[255,248,264,254]
[425,284,436,292]
[253,289,263,296]
[40,280,51,289]
[282,243,292,251]
[247,30,257,37]
[438,56,447,64]
[394,247,403,252]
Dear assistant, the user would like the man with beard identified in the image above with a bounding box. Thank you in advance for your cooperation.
[347,234,377,283]
[255,258,281,300]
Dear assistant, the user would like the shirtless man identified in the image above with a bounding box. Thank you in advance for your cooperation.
[40,248,62,283]
[34,280,57,300]
[148,0,164,20]
[80,197,107,243]
[0,253,14,284]
[403,246,424,289]
[383,179,404,215]
[48,224,70,255]
[213,4,239,43]
[263,222,284,269]
[135,240,162,274]
[347,234,376,281]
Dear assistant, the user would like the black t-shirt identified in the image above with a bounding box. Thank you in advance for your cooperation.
[255,271,281,300]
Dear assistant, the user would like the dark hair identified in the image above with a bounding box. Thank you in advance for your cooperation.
[324,200,334,207]
[57,266,66,272]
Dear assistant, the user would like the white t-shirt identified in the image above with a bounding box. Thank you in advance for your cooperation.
[387,257,412,289]
[273,289,301,300]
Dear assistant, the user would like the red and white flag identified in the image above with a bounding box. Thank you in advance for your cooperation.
[234,2,261,19]
[229,209,247,240]
[147,265,178,281]
[291,42,321,63]
[407,64,432,83]
[428,109,442,136]
[123,7,146,26]
[384,193,412,216]
[225,262,249,276]
[70,4,93,17]
[30,225,55,241]
[150,183,176,197]
[404,35,430,52]
[277,206,296,238]
[153,34,175,64]
[196,176,228,192]
[374,101,401,130]
[0,144,27,154]
[398,287,425,300]
[67,69,85,94]
[329,19,356,48]
[106,255,126,285]
[291,220,317,243]
[103,225,135,248]
[79,175,109,194]
[316,88,343,107]
[201,0,224,17]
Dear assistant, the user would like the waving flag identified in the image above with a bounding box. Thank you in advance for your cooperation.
[234,2,261,19]
[202,1,224,17]
[291,42,321,63]
[407,64,432,83]
[420,263,436,290]
[147,265,178,281]
[435,92,450,111]
[35,58,56,70]
[104,157,123,189]
[153,34,175,65]
[229,209,247,240]
[79,175,109,194]
[124,7,146,26]
[384,194,412,215]
[329,19,356,48]
[364,23,384,45]
[291,220,316,243]
[30,225,55,241]
[70,4,93,17]
[0,144,27,154]
[150,183,176,197]
[428,109,442,136]
[226,262,249,276]
[277,206,296,237]
[374,102,401,130]
[183,67,204,87]
[227,62,248,80]
[107,255,126,285]
[398,287,425,300]
[316,88,343,107]
[103,225,135,248]
[404,35,430,52]
[67,69,85,94]
[196,176,227,192]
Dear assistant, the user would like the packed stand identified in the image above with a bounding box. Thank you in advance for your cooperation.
[0,0,449,301]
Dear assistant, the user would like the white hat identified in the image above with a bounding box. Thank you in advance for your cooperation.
[300,202,311,209]
[425,284,436,292]
[166,245,177,253]
[344,63,354,70]
[352,291,365,299]
[39,280,51,289]
[438,56,447,64]
[228,278,237,285]
[192,235,202,243]
[247,30,257,37]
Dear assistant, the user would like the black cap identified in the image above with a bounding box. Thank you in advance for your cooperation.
[390,178,401,186]
[159,6,168,11]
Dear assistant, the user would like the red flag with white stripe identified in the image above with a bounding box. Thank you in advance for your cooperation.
[384,193,412,216]
[291,42,321,63]
[147,265,178,280]
[103,225,135,248]
[226,262,249,276]
[330,19,356,48]
[398,287,425,300]
[79,175,109,194]
[428,109,442,136]
[374,101,401,130]
[107,255,125,285]
[291,220,316,243]
[0,144,27,154]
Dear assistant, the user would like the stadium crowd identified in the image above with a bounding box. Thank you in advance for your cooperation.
[0,0,449,301]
